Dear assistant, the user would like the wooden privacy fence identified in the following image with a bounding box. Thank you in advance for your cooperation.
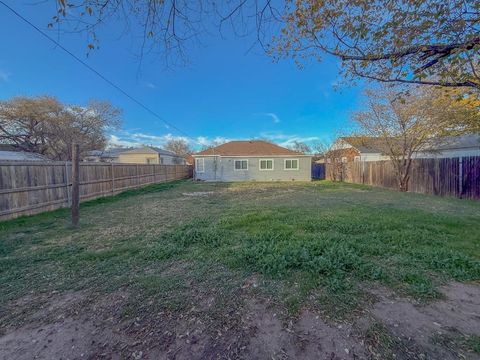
[0,162,193,220]
[326,156,480,200]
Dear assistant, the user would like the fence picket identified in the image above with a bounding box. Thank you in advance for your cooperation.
[0,162,192,220]
[325,157,479,200]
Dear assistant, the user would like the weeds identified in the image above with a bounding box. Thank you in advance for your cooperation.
[1,180,479,324]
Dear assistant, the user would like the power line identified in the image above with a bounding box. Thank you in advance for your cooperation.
[0,0,196,143]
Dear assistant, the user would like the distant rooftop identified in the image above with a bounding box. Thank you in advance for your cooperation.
[0,151,48,161]
[340,134,480,153]
[120,146,181,157]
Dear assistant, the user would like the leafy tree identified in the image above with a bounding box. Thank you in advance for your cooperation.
[352,86,480,191]
[50,0,480,89]
[0,96,121,160]
[275,0,480,90]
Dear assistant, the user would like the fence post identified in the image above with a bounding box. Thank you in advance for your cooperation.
[111,163,115,194]
[71,144,80,227]
[136,164,139,188]
[153,164,156,184]
[459,157,463,198]
[362,161,365,184]
[65,161,71,205]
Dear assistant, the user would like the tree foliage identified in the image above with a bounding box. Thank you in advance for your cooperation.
[276,0,480,89]
[0,96,121,160]
[352,85,480,191]
[50,0,480,89]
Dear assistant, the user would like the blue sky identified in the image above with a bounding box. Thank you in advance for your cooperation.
[0,1,362,150]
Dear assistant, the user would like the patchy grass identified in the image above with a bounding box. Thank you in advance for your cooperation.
[1,180,479,327]
[465,335,480,354]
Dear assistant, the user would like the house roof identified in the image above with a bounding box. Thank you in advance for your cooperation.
[194,140,306,156]
[429,134,480,150]
[119,146,180,157]
[340,134,480,154]
[340,137,386,154]
[86,148,127,158]
[0,151,48,161]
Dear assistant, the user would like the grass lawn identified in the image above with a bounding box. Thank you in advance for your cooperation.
[1,180,479,359]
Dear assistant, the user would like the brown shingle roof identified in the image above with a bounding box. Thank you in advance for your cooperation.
[194,140,305,156]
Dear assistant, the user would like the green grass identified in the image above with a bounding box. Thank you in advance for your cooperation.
[1,180,479,324]
[465,335,480,354]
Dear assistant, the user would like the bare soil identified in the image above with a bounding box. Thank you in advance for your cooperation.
[1,281,479,360]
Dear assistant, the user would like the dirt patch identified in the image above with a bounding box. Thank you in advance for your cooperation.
[0,317,122,360]
[363,282,480,359]
[243,299,365,360]
[1,282,480,359]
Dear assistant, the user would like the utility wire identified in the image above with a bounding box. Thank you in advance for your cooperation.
[0,0,196,143]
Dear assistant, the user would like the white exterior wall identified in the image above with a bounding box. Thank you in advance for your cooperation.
[359,153,389,162]
[194,156,312,182]
[160,155,186,165]
[358,148,480,162]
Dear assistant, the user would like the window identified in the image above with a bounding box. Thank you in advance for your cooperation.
[195,158,205,173]
[234,159,248,170]
[284,159,299,170]
[259,159,274,170]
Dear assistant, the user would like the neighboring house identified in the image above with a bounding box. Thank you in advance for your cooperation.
[185,154,195,166]
[192,140,312,182]
[328,134,480,163]
[84,148,127,162]
[0,150,49,161]
[117,146,186,165]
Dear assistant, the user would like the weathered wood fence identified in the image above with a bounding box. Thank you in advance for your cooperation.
[326,156,480,200]
[0,162,193,220]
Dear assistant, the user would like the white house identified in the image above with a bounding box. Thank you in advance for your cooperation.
[328,134,480,163]
[192,140,312,182]
[85,146,186,164]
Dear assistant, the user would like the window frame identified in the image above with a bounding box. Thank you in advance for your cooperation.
[195,158,205,173]
[234,159,249,171]
[259,158,274,171]
[284,158,299,171]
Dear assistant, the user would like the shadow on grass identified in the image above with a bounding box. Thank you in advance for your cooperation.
[0,179,190,231]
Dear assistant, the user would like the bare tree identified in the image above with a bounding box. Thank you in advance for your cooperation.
[199,139,227,152]
[165,138,192,157]
[165,138,192,164]
[352,86,480,191]
[312,141,330,156]
[0,96,122,160]
[288,140,311,154]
